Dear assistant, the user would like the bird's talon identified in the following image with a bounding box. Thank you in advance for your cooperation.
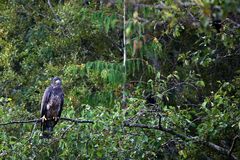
[42,115,47,122]
[53,117,59,121]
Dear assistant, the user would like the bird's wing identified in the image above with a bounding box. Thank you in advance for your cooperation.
[40,86,52,117]
[57,89,64,118]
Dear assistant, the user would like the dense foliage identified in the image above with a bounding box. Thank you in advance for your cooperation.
[0,0,240,159]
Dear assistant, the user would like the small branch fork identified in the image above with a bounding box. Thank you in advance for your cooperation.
[0,117,94,126]
[124,121,239,160]
[48,123,76,145]
[228,135,240,156]
[47,0,61,21]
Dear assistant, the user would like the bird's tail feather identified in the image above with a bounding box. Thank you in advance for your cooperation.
[41,126,53,139]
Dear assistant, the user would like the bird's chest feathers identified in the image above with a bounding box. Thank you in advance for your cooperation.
[47,94,61,116]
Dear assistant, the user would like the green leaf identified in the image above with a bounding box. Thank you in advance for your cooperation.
[196,80,205,87]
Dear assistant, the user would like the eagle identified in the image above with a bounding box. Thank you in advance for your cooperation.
[40,77,64,138]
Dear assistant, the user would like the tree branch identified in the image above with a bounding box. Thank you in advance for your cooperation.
[60,117,94,124]
[124,122,190,140]
[134,1,196,10]
[48,123,76,145]
[47,0,61,21]
[122,0,127,109]
[124,122,238,160]
[203,141,238,160]
[134,3,169,10]
[228,135,240,156]
[27,122,37,142]
[225,18,240,29]
[0,117,94,126]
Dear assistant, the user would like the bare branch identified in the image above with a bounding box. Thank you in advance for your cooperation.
[124,122,239,160]
[228,135,240,156]
[134,1,196,10]
[225,18,240,29]
[28,122,38,142]
[47,0,61,21]
[0,119,42,125]
[134,2,169,10]
[124,122,190,140]
[48,123,76,145]
[0,117,94,126]
[204,141,238,160]
[159,81,197,97]
[60,117,94,124]
[173,0,197,8]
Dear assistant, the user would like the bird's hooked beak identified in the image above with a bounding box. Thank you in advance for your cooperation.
[55,79,61,85]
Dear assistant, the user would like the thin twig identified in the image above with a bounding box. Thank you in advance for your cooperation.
[134,2,169,10]
[47,0,61,21]
[28,122,38,142]
[0,117,94,126]
[134,1,196,10]
[159,81,196,97]
[158,114,162,128]
[228,135,240,156]
[225,18,240,29]
[60,123,76,139]
[124,122,190,140]
[60,117,94,124]
[0,119,42,125]
[48,123,76,145]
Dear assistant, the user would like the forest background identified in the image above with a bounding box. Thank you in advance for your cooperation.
[0,0,240,159]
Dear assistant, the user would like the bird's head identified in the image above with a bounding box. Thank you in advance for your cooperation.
[51,77,62,87]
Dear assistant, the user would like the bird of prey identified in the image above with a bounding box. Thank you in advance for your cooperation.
[40,77,64,138]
